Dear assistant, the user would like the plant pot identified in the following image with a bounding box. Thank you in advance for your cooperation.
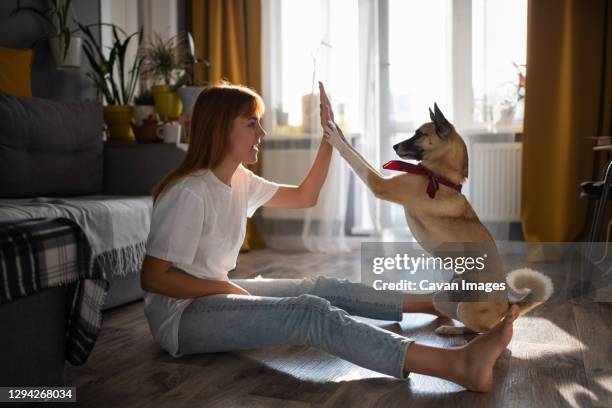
[177,86,205,116]
[151,84,183,120]
[103,105,135,142]
[49,36,82,69]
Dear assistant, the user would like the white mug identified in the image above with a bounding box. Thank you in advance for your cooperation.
[156,122,181,143]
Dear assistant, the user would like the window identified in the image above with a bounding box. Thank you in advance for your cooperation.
[266,0,526,134]
[387,0,454,131]
[471,0,527,128]
[263,0,360,134]
[384,0,527,149]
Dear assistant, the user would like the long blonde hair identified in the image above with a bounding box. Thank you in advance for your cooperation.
[151,83,264,202]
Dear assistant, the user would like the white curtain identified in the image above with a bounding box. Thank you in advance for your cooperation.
[356,0,416,242]
[260,0,350,253]
[301,77,350,253]
[357,0,383,238]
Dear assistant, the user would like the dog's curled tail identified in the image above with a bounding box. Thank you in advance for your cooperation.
[506,268,554,316]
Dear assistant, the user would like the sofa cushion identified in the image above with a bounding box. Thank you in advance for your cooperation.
[0,47,33,97]
[0,93,103,198]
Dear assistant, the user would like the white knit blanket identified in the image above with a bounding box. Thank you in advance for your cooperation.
[0,196,152,277]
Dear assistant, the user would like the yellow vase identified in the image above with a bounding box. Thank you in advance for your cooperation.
[151,84,183,120]
[103,105,135,142]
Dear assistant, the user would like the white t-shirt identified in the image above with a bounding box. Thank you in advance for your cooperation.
[143,164,280,357]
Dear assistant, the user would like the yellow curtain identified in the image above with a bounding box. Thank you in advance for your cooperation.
[192,0,266,251]
[521,0,612,242]
[192,0,261,92]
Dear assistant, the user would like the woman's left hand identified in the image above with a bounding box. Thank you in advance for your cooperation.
[319,82,335,140]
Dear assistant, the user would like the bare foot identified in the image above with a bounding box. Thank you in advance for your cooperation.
[453,304,518,392]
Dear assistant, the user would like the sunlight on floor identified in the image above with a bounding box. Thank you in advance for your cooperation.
[558,383,597,407]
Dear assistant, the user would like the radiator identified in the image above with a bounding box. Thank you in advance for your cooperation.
[259,135,351,250]
[470,142,522,222]
[261,137,316,222]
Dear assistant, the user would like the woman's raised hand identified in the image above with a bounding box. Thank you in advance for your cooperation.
[319,82,349,148]
[319,81,335,130]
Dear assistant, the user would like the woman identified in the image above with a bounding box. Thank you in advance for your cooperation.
[141,82,518,392]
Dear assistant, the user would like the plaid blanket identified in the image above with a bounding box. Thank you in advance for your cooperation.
[0,218,108,365]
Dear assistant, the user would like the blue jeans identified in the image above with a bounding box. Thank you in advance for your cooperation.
[177,276,413,379]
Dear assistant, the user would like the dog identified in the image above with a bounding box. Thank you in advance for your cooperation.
[319,82,553,334]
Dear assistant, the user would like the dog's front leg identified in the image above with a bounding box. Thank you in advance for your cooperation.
[323,121,381,182]
[323,121,401,203]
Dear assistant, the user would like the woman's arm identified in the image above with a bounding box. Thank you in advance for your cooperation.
[264,141,333,209]
[141,255,250,298]
[264,82,334,209]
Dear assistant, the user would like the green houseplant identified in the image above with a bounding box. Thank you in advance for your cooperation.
[139,32,192,120]
[12,0,82,68]
[79,22,143,142]
[175,32,211,116]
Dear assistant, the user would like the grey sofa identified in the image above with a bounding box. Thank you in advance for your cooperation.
[0,92,185,386]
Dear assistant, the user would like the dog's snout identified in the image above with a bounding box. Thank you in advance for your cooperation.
[395,139,413,151]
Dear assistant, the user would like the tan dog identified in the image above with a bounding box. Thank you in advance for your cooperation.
[319,83,553,334]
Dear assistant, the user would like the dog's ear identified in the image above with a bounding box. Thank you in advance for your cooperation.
[429,107,436,122]
[433,102,451,139]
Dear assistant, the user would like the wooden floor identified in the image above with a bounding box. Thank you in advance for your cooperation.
[65,249,612,408]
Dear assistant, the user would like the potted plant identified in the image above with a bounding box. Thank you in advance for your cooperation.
[495,62,526,131]
[175,32,211,116]
[79,22,143,142]
[12,0,82,69]
[139,33,191,120]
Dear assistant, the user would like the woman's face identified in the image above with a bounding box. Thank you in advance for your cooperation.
[228,113,266,165]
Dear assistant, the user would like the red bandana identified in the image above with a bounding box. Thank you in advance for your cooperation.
[382,160,463,199]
